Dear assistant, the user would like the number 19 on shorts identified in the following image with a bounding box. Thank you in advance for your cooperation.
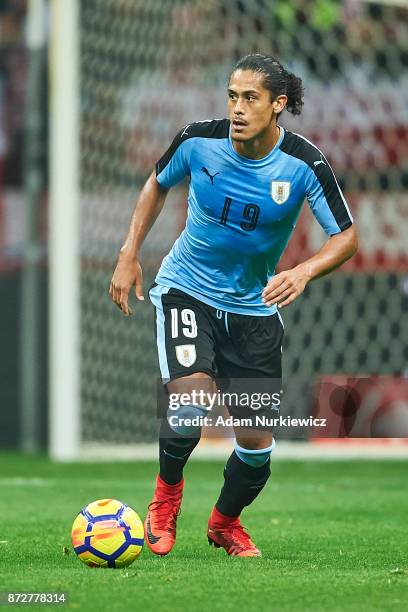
[171,308,198,339]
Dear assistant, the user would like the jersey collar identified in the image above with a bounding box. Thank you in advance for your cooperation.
[227,124,285,165]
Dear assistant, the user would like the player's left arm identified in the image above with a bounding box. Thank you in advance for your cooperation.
[262,157,358,308]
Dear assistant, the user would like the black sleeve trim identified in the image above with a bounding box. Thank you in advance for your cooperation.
[156,118,230,178]
[279,131,352,231]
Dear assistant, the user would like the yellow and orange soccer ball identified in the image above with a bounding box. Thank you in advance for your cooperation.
[71,499,144,568]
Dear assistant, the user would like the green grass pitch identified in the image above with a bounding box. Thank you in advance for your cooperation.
[0,453,407,611]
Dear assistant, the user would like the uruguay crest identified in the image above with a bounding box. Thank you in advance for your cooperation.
[175,345,197,367]
[271,181,291,204]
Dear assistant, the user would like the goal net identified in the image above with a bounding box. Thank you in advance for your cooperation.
[51,0,407,457]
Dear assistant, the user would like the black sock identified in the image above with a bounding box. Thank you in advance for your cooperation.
[215,451,271,517]
[158,418,201,485]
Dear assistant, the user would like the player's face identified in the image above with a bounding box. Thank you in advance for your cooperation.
[228,70,283,142]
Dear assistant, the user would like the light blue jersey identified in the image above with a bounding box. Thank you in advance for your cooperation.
[155,119,353,315]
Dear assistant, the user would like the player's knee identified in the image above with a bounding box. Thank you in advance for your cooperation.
[234,438,276,468]
[167,404,208,437]
[235,430,273,451]
[166,373,215,436]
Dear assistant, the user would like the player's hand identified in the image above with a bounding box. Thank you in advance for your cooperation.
[109,254,144,316]
[262,266,311,308]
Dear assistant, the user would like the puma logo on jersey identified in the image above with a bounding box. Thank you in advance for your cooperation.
[201,167,220,185]
[313,155,326,167]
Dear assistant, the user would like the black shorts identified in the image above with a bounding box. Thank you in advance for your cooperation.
[149,283,284,428]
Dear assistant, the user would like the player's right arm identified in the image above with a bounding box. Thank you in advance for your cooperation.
[110,124,194,315]
[109,171,169,316]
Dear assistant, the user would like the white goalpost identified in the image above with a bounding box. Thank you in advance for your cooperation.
[49,0,80,460]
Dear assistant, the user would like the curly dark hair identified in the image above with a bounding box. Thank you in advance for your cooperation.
[229,54,304,116]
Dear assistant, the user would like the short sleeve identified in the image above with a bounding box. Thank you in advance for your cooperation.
[155,126,194,189]
[305,154,353,236]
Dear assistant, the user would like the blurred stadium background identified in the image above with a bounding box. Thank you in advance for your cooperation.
[0,0,407,459]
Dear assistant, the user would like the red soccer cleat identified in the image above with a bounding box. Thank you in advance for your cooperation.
[144,475,183,556]
[207,506,261,557]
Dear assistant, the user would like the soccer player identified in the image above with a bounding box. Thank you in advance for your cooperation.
[109,54,358,557]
